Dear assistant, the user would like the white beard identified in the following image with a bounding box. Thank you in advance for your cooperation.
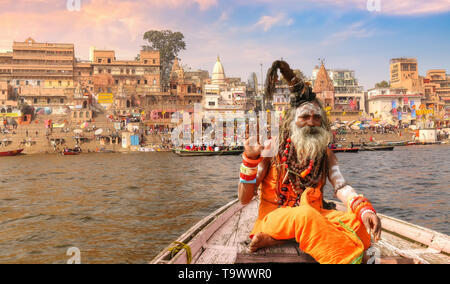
[290,122,331,162]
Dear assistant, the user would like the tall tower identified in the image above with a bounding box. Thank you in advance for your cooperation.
[313,62,335,108]
[211,55,226,87]
[390,58,423,93]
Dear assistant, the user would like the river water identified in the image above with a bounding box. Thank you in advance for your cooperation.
[0,145,448,263]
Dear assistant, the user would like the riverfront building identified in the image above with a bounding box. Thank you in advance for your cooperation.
[367,87,422,125]
[202,56,248,119]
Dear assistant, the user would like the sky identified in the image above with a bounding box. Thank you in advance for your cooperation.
[1,0,450,90]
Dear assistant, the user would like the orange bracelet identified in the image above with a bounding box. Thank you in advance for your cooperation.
[242,152,263,166]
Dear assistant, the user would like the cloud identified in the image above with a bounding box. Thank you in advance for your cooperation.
[254,13,294,31]
[230,0,450,16]
[321,21,376,46]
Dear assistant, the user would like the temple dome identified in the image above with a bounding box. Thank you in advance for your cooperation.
[211,56,226,85]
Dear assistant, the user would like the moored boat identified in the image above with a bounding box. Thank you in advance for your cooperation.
[173,149,244,157]
[0,149,24,156]
[383,140,408,146]
[359,146,394,151]
[62,147,81,155]
[151,198,450,264]
[330,148,359,153]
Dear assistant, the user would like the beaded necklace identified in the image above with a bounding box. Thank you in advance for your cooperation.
[277,136,328,208]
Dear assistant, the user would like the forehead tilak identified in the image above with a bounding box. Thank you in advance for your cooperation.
[295,102,322,117]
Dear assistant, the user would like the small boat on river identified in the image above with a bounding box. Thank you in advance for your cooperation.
[330,148,359,153]
[359,146,394,151]
[151,198,450,264]
[62,147,81,155]
[173,149,244,157]
[0,149,24,156]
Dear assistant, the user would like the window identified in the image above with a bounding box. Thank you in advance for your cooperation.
[137,80,140,85]
[107,58,111,63]
[98,59,102,63]
[37,81,40,86]
[115,80,119,85]
[26,81,29,85]
[153,59,156,64]
[60,98,64,104]
[47,98,51,104]
[16,80,20,85]
[58,81,62,86]
[144,80,148,85]
[107,69,111,74]
[34,98,37,104]
[153,79,157,85]
[208,101,215,106]
[144,60,148,64]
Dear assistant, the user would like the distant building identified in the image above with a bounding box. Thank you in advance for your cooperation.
[312,66,365,112]
[0,37,76,107]
[367,87,422,124]
[312,63,334,109]
[423,69,450,126]
[389,58,424,94]
[202,56,247,119]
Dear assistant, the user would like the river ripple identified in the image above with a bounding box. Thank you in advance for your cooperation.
[0,145,448,263]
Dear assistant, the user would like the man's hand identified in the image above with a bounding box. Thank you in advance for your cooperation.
[244,136,264,159]
[361,212,382,242]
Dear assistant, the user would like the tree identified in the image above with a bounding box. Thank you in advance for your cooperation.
[375,80,390,88]
[141,30,186,91]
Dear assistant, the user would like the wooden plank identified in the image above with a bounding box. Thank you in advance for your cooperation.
[196,199,258,264]
[236,252,316,264]
[170,200,245,264]
[150,199,242,264]
[196,245,238,264]
[379,215,450,254]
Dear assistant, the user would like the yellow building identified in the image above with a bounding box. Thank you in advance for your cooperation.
[423,69,450,126]
[0,37,76,106]
[390,58,424,94]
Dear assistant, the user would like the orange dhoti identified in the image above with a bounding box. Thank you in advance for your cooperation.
[250,164,371,264]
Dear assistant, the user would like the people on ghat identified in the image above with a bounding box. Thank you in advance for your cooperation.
[238,60,381,264]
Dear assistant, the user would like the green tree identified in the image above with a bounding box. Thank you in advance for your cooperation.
[141,30,186,91]
[375,80,390,88]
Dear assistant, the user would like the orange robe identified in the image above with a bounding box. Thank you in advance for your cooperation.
[250,161,371,264]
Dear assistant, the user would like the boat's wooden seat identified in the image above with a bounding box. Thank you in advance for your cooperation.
[235,240,317,263]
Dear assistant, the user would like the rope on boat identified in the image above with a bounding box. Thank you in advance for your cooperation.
[168,241,192,264]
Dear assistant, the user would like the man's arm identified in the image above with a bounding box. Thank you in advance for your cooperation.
[238,158,270,205]
[327,149,381,241]
[327,149,358,203]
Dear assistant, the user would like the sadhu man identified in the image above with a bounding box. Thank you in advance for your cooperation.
[238,60,381,264]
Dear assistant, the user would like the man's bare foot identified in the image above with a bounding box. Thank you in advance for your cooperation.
[249,233,285,252]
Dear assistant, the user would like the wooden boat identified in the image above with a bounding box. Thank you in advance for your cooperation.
[151,198,450,264]
[62,148,81,155]
[173,149,244,157]
[383,141,408,146]
[359,146,394,151]
[0,149,24,156]
[330,148,359,153]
